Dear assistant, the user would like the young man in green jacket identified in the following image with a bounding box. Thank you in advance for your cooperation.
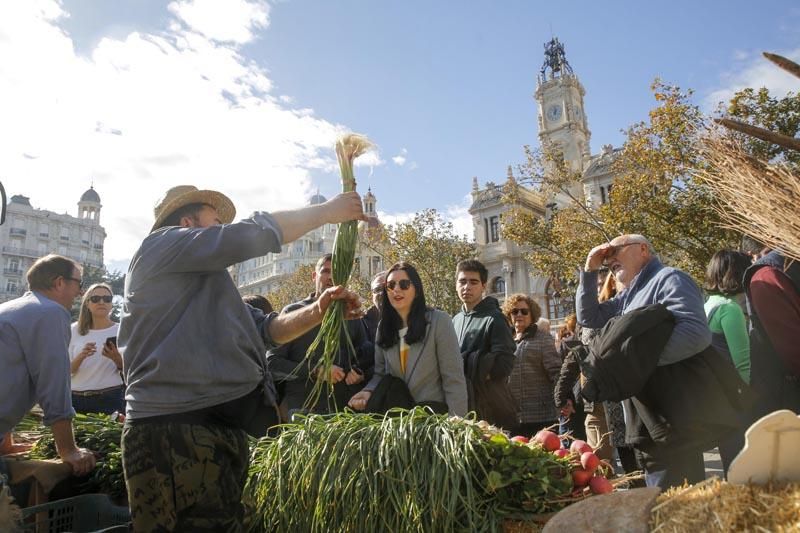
[452,259,516,429]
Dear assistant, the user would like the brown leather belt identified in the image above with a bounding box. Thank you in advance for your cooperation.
[72,385,124,397]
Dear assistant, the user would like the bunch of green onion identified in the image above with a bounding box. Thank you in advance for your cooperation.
[243,409,499,532]
[304,133,373,409]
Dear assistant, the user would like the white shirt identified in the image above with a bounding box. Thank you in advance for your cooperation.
[68,322,123,391]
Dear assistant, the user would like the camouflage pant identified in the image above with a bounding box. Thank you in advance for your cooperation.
[122,421,249,532]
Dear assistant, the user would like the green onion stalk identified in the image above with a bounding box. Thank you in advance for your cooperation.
[304,133,373,410]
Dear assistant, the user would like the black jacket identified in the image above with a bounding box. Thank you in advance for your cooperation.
[266,294,370,413]
[553,339,584,409]
[453,297,517,428]
[578,304,751,454]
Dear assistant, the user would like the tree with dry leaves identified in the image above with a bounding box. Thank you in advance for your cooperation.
[361,209,476,315]
[503,80,742,284]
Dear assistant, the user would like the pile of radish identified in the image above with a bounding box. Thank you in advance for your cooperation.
[526,429,614,495]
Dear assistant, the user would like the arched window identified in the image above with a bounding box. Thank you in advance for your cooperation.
[491,277,505,295]
[545,277,575,321]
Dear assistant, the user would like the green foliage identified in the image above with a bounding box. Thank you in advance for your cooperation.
[21,413,125,500]
[362,209,476,315]
[244,409,573,532]
[263,264,316,313]
[724,86,800,168]
[503,79,743,285]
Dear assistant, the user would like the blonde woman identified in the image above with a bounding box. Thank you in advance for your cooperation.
[68,283,124,414]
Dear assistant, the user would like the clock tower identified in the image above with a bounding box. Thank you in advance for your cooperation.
[534,38,591,174]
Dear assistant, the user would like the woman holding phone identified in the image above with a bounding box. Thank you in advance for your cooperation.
[68,282,125,414]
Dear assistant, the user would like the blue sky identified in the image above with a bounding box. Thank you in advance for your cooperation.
[1,1,798,271]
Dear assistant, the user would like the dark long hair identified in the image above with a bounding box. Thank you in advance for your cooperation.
[704,249,752,296]
[377,262,429,349]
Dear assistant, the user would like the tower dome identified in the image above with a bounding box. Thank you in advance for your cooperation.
[309,193,327,205]
[78,185,102,223]
[80,186,101,203]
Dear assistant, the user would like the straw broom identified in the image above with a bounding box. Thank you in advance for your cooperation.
[696,136,800,262]
[304,133,373,410]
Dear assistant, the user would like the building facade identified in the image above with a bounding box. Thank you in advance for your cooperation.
[234,189,384,297]
[470,37,620,325]
[0,187,106,303]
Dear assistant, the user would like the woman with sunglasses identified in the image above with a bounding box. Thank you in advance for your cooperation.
[68,283,125,414]
[502,294,561,437]
[348,262,468,416]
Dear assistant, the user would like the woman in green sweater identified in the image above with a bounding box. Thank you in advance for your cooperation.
[703,249,753,476]
[704,250,753,383]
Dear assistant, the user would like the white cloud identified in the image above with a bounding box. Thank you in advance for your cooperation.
[375,193,475,242]
[168,0,270,44]
[391,148,407,166]
[0,0,350,264]
[445,194,475,240]
[704,48,800,111]
[375,210,416,227]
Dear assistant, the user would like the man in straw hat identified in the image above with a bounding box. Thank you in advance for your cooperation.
[119,185,365,531]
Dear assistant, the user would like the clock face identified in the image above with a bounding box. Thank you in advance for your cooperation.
[546,104,562,122]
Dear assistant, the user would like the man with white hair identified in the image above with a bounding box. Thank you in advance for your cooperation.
[578,234,711,365]
[576,234,741,489]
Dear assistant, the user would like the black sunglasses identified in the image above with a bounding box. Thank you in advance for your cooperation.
[371,286,384,294]
[89,295,113,304]
[386,279,413,291]
[511,308,529,316]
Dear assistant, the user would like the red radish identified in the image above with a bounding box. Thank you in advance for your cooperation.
[571,468,593,487]
[570,439,593,455]
[553,448,570,458]
[589,476,613,494]
[510,435,529,444]
[580,452,600,472]
[533,430,561,452]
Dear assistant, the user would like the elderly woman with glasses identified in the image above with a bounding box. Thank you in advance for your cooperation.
[348,262,468,416]
[502,293,562,437]
[68,282,125,414]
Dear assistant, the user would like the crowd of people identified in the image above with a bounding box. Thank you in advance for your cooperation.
[1,185,799,530]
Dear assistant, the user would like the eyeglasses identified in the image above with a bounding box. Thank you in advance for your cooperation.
[386,279,412,291]
[89,295,113,304]
[371,286,384,294]
[65,277,84,289]
[511,308,529,316]
[602,242,640,266]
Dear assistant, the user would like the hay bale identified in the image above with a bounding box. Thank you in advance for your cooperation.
[650,477,800,532]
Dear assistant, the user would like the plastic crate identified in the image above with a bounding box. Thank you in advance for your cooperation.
[20,493,130,533]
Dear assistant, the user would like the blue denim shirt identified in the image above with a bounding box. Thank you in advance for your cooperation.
[0,292,74,437]
[576,257,711,365]
[119,212,284,420]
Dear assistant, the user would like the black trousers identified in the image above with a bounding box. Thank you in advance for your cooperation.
[635,446,705,490]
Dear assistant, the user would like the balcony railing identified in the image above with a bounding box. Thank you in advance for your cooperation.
[2,246,40,258]
[3,268,23,276]
[9,228,27,236]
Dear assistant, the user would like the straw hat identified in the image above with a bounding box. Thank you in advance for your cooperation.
[151,185,236,232]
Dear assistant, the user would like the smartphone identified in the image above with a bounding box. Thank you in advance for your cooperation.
[105,336,117,347]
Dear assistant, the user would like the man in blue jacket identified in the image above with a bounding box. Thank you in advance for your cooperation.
[577,234,713,489]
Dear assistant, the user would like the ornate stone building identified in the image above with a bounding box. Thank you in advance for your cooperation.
[470,37,621,325]
[234,189,384,297]
[0,187,106,303]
